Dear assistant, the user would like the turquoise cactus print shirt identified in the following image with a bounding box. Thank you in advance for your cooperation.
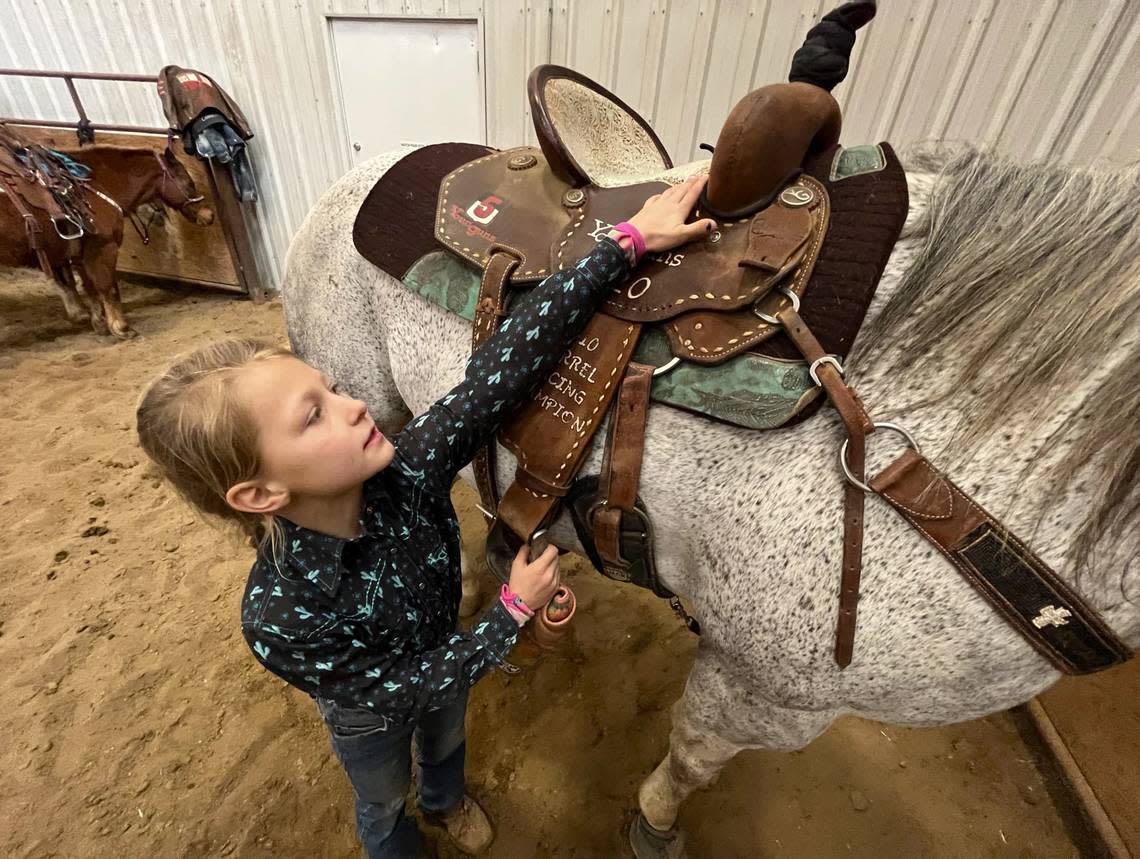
[241,238,631,725]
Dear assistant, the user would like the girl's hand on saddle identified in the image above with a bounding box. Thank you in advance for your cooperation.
[508,543,560,610]
[626,174,717,252]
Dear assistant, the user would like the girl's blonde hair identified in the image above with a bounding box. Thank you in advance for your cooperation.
[136,338,292,554]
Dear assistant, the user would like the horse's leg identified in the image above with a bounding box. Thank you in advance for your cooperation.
[77,240,134,339]
[51,263,90,325]
[633,646,833,858]
[74,259,111,337]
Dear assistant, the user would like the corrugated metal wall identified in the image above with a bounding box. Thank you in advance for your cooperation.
[2,0,1138,291]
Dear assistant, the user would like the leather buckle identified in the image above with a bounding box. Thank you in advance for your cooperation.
[808,354,845,387]
[588,500,653,574]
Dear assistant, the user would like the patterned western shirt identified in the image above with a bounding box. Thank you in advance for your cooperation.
[241,238,630,726]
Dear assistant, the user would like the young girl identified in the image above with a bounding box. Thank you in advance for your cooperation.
[136,174,713,858]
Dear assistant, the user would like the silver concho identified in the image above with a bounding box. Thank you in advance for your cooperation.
[508,153,537,170]
[779,185,815,207]
[562,188,586,208]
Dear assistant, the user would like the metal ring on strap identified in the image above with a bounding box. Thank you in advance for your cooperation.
[839,422,921,493]
[652,356,681,377]
[752,285,800,325]
[809,354,845,387]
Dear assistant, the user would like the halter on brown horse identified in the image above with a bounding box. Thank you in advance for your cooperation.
[0,139,214,338]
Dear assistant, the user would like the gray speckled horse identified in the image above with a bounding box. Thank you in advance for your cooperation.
[282,142,1139,855]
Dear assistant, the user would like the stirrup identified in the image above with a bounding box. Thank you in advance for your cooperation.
[52,216,84,241]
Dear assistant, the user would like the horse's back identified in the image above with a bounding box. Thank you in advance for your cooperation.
[283,148,421,431]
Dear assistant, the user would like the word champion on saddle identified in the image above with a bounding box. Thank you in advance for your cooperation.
[0,123,213,338]
[289,0,1138,855]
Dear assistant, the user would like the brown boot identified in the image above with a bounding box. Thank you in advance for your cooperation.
[425,795,494,855]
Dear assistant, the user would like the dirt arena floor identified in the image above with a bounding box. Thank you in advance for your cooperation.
[1,272,1095,857]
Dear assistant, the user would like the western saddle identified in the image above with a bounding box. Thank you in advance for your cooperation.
[0,122,96,277]
[434,22,901,665]
[353,1,1131,674]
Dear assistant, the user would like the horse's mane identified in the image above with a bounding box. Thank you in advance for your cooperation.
[855,145,1140,577]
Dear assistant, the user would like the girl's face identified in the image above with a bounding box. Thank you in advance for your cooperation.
[236,356,395,500]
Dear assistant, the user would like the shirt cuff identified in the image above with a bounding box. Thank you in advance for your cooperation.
[596,234,634,274]
[474,599,521,660]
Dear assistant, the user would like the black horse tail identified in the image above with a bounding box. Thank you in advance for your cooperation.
[789,0,877,91]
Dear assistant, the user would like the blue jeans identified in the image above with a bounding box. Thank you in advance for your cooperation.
[317,690,468,859]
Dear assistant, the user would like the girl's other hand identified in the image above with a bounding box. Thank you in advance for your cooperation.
[507,544,560,609]
[626,174,717,252]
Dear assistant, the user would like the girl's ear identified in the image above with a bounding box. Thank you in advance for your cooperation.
[226,479,289,516]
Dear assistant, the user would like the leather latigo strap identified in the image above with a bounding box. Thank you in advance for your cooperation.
[470,252,519,514]
[776,306,872,445]
[495,313,642,540]
[836,433,866,668]
[592,362,653,570]
[870,451,1131,675]
[777,304,872,667]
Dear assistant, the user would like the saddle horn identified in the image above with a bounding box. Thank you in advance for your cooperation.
[703,1,876,220]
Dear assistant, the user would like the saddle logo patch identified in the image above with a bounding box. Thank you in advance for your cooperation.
[449,198,501,242]
[465,195,504,224]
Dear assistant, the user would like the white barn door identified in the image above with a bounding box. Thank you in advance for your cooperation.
[330,18,484,166]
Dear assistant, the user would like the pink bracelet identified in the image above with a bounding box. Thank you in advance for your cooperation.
[610,232,637,265]
[500,584,534,618]
[612,221,647,263]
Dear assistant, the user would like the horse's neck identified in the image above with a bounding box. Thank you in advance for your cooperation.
[852,172,1137,624]
[77,149,157,212]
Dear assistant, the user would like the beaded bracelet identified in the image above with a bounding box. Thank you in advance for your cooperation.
[611,221,647,264]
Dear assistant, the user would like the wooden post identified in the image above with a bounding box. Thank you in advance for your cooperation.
[205,159,265,301]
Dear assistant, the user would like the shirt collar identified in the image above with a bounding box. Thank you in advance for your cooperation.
[275,516,348,596]
[273,480,395,594]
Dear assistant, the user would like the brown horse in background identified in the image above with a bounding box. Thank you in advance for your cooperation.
[0,144,214,338]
